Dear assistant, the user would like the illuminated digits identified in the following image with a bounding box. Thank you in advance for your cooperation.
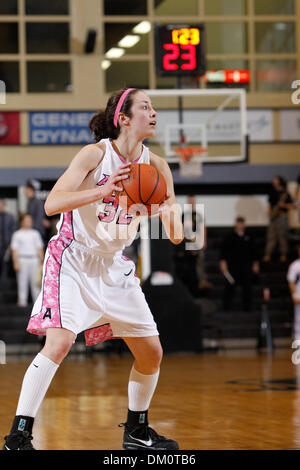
[171,28,200,45]
[163,43,179,70]
[181,44,196,70]
[172,30,179,44]
[180,28,190,45]
[190,28,200,45]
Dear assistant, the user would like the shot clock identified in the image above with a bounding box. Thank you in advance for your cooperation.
[155,24,205,77]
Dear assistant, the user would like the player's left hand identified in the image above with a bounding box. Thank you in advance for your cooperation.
[148,192,171,218]
[293,295,300,305]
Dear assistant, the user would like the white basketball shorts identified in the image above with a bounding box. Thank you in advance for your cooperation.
[27,238,158,346]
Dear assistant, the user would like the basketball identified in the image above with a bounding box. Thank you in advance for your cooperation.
[115,163,167,215]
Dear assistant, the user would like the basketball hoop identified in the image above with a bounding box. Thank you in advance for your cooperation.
[175,146,207,178]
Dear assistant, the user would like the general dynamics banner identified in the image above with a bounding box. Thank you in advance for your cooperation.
[29,109,273,145]
[29,111,96,144]
[29,109,300,145]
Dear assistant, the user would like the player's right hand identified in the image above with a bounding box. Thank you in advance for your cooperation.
[98,163,131,199]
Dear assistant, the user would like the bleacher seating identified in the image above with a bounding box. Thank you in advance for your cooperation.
[200,227,293,342]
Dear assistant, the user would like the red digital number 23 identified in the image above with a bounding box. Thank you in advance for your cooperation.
[163,43,196,71]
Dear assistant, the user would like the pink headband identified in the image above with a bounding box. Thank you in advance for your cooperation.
[113,88,135,128]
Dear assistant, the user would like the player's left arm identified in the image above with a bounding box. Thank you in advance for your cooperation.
[150,152,184,245]
[288,281,300,304]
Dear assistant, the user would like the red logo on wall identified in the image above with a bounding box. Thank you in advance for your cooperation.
[0,112,20,144]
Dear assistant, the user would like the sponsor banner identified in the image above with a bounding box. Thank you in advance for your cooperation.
[29,111,96,145]
[157,109,274,144]
[205,69,250,84]
[279,110,300,141]
[0,112,20,144]
[28,109,275,145]
[247,110,274,142]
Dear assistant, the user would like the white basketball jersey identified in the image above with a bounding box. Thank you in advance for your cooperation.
[56,138,150,255]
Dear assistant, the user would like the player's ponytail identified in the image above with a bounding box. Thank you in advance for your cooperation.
[89,110,110,142]
[89,87,138,142]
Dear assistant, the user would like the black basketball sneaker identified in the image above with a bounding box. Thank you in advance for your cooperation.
[119,422,179,450]
[3,431,35,450]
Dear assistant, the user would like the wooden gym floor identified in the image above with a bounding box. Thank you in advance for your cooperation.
[0,348,299,450]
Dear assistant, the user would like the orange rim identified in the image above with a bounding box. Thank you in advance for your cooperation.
[175,146,207,162]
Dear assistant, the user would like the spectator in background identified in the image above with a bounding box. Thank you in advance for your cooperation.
[295,175,300,202]
[0,199,16,279]
[220,216,259,312]
[175,195,212,297]
[11,214,44,307]
[25,180,50,243]
[294,175,300,233]
[263,176,293,263]
[287,243,300,340]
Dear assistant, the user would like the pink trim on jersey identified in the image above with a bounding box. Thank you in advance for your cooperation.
[27,211,74,336]
[85,323,117,346]
[113,147,142,165]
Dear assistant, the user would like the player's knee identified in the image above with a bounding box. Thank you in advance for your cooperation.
[135,343,163,372]
[43,336,73,363]
[149,344,163,369]
[55,339,73,360]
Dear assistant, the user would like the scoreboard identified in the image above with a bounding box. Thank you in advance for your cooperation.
[155,24,205,77]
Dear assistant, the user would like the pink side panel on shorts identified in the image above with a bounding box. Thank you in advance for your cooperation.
[27,211,74,336]
[84,323,117,346]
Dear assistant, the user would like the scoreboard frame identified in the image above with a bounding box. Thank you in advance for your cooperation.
[154,23,205,77]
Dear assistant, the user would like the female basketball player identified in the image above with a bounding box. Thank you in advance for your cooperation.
[3,88,184,451]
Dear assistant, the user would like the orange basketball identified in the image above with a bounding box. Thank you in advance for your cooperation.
[115,163,167,216]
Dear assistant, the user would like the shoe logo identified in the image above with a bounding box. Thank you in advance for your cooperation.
[33,364,39,368]
[4,445,12,450]
[18,419,26,431]
[129,435,153,447]
[124,269,133,277]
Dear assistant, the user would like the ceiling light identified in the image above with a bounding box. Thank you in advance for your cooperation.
[101,60,111,70]
[105,48,125,58]
[118,35,140,48]
[132,21,151,34]
[275,22,287,30]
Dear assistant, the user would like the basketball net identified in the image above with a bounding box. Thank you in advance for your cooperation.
[175,136,207,178]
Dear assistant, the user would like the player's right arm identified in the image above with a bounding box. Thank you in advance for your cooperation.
[45,144,130,216]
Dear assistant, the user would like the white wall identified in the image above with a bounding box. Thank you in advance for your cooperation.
[177,190,300,227]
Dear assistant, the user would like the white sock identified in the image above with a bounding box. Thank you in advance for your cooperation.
[128,366,160,412]
[16,353,59,417]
